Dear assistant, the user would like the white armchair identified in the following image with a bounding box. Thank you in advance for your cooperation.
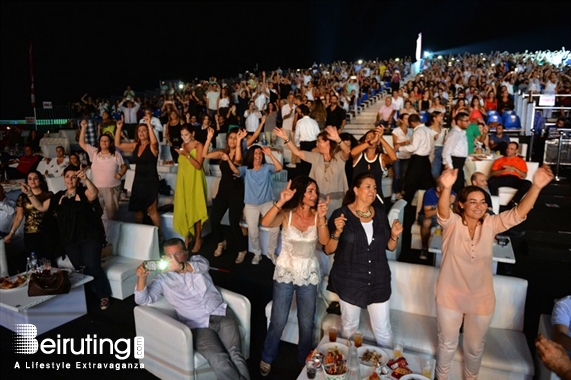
[134,287,251,380]
[101,220,160,300]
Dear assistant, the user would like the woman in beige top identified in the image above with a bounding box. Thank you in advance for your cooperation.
[434,165,554,380]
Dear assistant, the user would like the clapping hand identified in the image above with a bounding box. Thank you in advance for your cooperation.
[317,195,330,219]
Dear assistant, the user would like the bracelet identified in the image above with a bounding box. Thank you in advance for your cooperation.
[330,234,340,241]
[390,235,398,242]
[10,228,16,234]
[273,202,282,210]
[318,224,328,228]
[283,138,291,144]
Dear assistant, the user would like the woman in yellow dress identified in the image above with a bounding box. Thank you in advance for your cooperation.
[173,125,208,252]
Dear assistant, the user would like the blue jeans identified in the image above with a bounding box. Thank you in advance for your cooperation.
[261,280,317,365]
[432,146,443,178]
[392,158,410,194]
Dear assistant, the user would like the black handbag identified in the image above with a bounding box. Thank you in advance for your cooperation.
[27,271,71,297]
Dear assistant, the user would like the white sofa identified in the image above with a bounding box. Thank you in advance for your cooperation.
[410,189,500,250]
[320,261,534,379]
[264,200,408,347]
[475,160,540,207]
[133,286,251,380]
[535,314,559,380]
[385,199,407,261]
[101,220,160,300]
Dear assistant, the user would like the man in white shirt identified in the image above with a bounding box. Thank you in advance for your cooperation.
[205,83,220,120]
[243,101,262,134]
[135,239,250,380]
[279,94,296,145]
[399,113,436,204]
[392,90,404,112]
[118,97,140,139]
[294,104,320,176]
[442,112,471,193]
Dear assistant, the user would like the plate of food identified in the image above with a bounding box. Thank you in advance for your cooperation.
[397,374,430,380]
[0,274,28,290]
[318,342,348,363]
[358,346,389,367]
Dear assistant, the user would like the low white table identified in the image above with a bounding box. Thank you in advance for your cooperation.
[428,234,515,274]
[0,271,93,335]
[297,336,435,379]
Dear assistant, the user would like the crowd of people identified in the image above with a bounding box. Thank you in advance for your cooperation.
[2,50,570,379]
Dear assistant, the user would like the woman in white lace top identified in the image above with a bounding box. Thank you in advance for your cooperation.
[258,176,331,376]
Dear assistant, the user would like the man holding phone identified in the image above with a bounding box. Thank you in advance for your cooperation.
[135,238,250,380]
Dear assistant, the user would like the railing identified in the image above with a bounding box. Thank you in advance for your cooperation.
[514,92,571,161]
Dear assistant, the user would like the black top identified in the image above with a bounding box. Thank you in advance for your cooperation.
[326,105,346,129]
[217,160,244,195]
[327,205,392,308]
[129,143,159,212]
[50,187,101,245]
[352,152,387,200]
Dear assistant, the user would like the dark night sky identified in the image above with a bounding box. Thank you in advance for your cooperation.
[1,0,569,120]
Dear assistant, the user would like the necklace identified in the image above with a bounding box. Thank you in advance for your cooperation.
[354,206,372,218]
[66,191,76,199]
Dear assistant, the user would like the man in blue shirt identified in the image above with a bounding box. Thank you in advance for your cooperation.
[135,238,250,380]
[489,124,512,156]
[417,181,456,259]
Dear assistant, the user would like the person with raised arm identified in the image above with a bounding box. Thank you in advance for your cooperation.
[434,165,554,379]
[259,176,331,375]
[114,119,161,237]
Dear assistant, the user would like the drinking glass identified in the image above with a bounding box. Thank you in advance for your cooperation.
[422,358,434,378]
[393,340,404,358]
[354,331,363,347]
[306,360,317,379]
[328,326,338,342]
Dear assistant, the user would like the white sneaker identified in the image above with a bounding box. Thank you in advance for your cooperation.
[251,254,262,265]
[286,163,297,168]
[420,249,428,260]
[390,193,397,203]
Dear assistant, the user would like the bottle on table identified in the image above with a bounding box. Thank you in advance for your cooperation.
[347,340,361,380]
[30,252,37,272]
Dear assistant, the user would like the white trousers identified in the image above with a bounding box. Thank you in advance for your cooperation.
[436,304,493,380]
[339,298,393,349]
[243,201,279,256]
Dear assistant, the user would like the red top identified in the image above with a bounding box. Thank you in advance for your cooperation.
[491,155,527,179]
